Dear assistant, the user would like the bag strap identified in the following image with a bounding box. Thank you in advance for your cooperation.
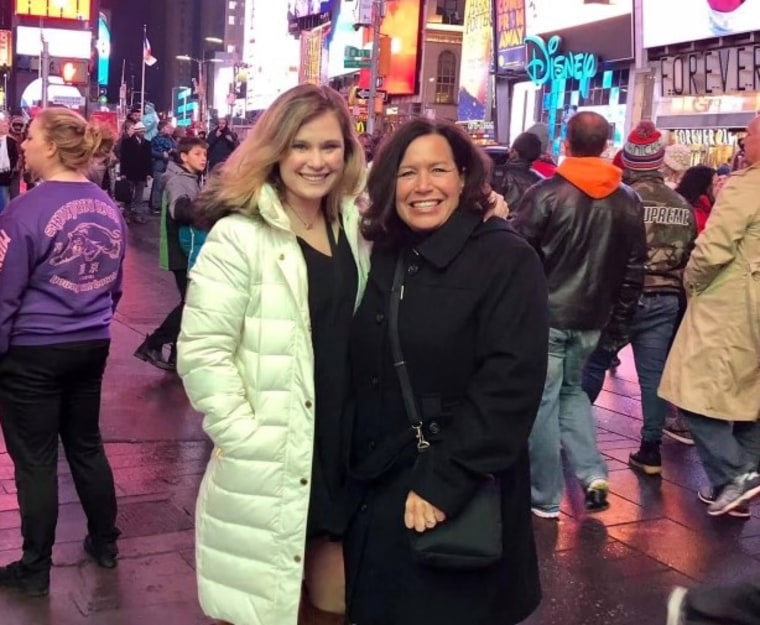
[388,253,430,451]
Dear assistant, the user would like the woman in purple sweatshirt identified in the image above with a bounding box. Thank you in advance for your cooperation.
[0,108,125,596]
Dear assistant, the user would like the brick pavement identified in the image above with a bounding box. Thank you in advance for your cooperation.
[1,217,757,625]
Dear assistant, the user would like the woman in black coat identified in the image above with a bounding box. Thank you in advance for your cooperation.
[345,119,549,625]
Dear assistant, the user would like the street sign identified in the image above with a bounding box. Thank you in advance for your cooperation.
[343,59,372,69]
[356,89,388,102]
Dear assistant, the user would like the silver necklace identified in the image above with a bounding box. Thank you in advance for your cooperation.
[286,203,322,230]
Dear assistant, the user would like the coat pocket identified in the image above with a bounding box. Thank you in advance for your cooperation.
[748,261,760,363]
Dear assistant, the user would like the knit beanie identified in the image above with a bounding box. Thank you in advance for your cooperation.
[622,121,665,171]
[663,143,692,173]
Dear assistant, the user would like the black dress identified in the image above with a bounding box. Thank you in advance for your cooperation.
[297,218,358,538]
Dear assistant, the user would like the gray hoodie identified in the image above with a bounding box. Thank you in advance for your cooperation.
[162,160,201,221]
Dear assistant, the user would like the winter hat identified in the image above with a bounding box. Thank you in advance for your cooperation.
[525,123,550,154]
[663,144,692,173]
[622,121,665,171]
[133,122,147,132]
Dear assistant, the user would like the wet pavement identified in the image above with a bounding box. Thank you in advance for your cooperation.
[1,215,757,624]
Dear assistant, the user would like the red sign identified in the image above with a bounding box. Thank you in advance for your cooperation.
[359,0,422,96]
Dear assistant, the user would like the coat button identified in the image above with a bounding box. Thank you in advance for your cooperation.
[305,401,313,408]
[300,478,308,485]
[294,555,302,563]
[429,421,441,435]
[279,253,285,260]
[407,264,419,275]
[368,440,376,450]
[370,376,379,387]
[375,313,385,324]
[360,504,368,512]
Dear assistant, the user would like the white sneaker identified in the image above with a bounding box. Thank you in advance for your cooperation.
[666,586,687,625]
[531,507,560,520]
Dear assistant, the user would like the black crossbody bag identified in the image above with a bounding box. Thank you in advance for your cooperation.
[388,254,503,570]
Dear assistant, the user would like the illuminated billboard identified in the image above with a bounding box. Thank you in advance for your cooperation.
[496,0,526,71]
[16,26,92,59]
[97,12,111,87]
[327,0,364,79]
[359,0,422,96]
[15,0,92,20]
[643,0,760,48]
[288,0,329,17]
[526,0,632,35]
[458,0,492,121]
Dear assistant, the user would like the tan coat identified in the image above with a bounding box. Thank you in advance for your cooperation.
[659,163,760,421]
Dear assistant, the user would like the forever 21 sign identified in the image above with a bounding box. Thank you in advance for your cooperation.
[659,46,760,97]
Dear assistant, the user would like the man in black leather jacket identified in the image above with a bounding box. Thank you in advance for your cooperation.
[492,132,544,209]
[512,112,647,519]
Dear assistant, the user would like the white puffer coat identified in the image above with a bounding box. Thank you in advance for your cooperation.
[177,184,370,625]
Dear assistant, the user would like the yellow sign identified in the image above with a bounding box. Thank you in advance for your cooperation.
[15,0,91,19]
[0,31,12,68]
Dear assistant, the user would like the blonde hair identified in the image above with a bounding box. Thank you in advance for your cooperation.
[195,84,365,228]
[35,108,115,172]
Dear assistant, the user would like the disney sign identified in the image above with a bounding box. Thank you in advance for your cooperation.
[525,35,598,98]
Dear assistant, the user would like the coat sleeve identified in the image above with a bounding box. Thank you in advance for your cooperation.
[409,241,549,517]
[0,216,34,355]
[684,179,753,295]
[510,185,551,254]
[598,203,647,352]
[177,218,258,453]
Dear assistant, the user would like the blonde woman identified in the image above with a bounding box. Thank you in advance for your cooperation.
[177,85,369,625]
[0,109,124,596]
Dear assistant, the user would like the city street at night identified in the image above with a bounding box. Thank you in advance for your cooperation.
[0,218,757,624]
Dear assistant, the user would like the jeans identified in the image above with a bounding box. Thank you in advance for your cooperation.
[683,578,760,625]
[147,269,187,350]
[583,293,680,443]
[530,328,608,514]
[126,179,147,216]
[149,162,167,210]
[683,410,760,489]
[0,341,120,572]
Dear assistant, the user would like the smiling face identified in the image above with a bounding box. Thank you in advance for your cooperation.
[395,133,464,232]
[743,116,760,166]
[278,112,345,211]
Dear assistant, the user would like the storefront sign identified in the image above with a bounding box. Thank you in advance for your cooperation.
[672,128,735,147]
[525,35,598,98]
[659,46,760,97]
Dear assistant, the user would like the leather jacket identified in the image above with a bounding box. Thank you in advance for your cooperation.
[492,159,544,209]
[512,158,647,350]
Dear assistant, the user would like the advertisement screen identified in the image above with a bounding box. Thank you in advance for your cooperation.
[288,0,329,17]
[359,0,422,96]
[327,0,364,79]
[526,0,632,35]
[458,0,493,121]
[15,0,92,20]
[97,13,111,87]
[496,0,526,71]
[16,26,91,59]
[643,0,760,48]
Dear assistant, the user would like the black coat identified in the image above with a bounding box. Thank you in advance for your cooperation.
[119,135,153,182]
[345,209,549,625]
[492,159,544,209]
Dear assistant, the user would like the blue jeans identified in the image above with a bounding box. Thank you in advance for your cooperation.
[683,411,760,489]
[583,293,680,443]
[530,328,608,514]
[149,162,167,210]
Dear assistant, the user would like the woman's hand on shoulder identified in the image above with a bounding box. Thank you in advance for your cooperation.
[483,190,509,221]
[404,490,447,533]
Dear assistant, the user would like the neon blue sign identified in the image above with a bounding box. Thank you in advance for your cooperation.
[524,35,598,98]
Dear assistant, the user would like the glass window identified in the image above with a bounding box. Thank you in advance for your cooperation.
[435,50,457,105]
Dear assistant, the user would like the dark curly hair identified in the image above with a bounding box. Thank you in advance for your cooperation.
[675,165,716,206]
[361,118,493,247]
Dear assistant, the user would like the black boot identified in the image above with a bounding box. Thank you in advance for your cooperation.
[629,440,662,476]
[0,560,49,597]
[134,336,174,371]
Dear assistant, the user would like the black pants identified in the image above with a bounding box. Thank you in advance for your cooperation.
[147,269,187,349]
[0,340,119,573]
[683,579,760,624]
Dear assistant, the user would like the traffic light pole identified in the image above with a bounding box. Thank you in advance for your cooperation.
[367,0,385,135]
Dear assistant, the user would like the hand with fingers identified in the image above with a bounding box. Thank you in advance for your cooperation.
[404,491,447,533]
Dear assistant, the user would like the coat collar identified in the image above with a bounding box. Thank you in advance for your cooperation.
[412,209,482,270]
[257,183,359,233]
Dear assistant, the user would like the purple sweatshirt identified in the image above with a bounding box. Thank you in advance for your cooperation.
[0,181,126,353]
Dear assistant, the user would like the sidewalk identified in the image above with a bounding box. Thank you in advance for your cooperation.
[1,217,758,624]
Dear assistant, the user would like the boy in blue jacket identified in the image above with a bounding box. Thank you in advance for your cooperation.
[134,137,207,370]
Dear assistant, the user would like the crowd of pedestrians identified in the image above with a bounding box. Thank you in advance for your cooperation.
[0,90,756,625]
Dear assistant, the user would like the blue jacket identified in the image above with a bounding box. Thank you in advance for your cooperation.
[151,134,177,172]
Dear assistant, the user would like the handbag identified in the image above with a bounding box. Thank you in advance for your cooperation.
[388,253,503,570]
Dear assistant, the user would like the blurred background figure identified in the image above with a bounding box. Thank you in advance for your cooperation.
[207,117,239,171]
[662,143,692,189]
[675,165,716,235]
